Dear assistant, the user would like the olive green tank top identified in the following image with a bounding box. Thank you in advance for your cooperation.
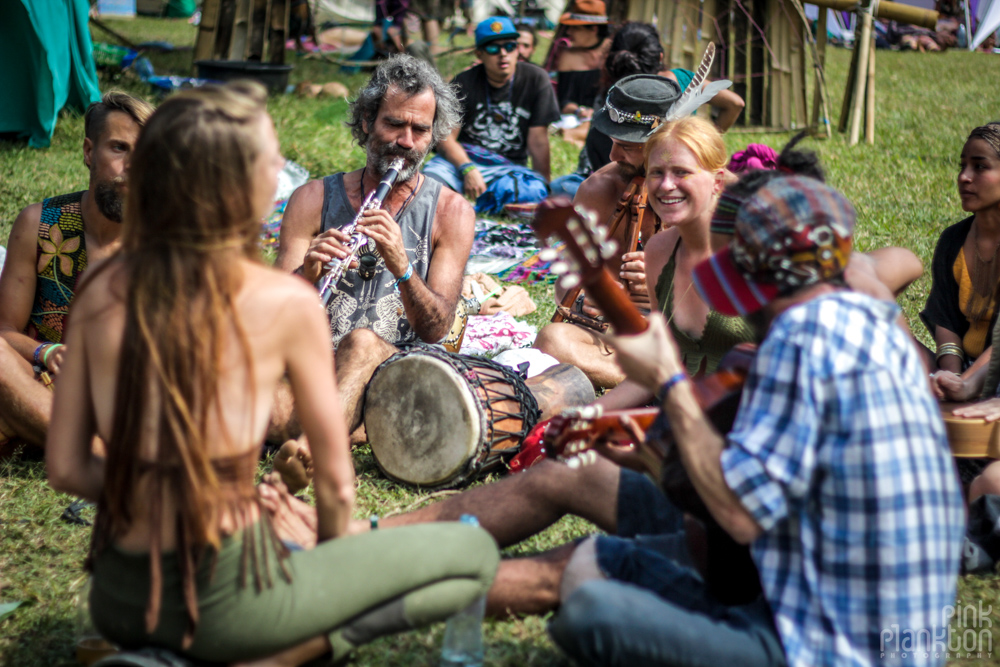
[655,240,755,376]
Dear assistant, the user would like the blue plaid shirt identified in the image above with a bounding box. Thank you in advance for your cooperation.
[721,292,965,667]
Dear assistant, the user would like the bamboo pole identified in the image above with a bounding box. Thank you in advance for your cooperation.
[811,7,831,136]
[837,30,859,133]
[848,8,872,146]
[865,33,875,144]
[807,0,938,29]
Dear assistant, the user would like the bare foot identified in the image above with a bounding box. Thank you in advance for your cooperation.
[273,438,313,493]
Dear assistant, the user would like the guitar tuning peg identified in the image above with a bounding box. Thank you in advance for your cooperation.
[550,261,570,275]
[584,247,599,264]
[600,240,619,260]
[566,456,582,469]
[559,274,581,290]
[582,450,598,466]
[538,247,560,262]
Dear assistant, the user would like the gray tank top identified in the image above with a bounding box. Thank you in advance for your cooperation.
[320,172,440,346]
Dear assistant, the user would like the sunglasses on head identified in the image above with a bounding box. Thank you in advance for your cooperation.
[482,41,518,55]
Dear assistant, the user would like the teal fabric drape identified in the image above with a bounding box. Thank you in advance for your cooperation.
[0,0,102,147]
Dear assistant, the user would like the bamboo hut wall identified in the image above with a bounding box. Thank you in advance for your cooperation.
[193,0,288,65]
[623,0,810,129]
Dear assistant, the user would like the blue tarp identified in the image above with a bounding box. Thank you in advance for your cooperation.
[0,0,102,147]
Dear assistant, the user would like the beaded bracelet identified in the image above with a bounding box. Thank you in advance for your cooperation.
[656,372,688,403]
[460,162,478,177]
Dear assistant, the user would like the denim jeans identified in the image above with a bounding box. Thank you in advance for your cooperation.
[548,469,786,667]
[421,155,516,193]
[549,580,785,667]
[549,172,585,199]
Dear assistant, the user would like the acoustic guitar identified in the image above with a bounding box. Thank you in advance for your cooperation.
[532,198,762,605]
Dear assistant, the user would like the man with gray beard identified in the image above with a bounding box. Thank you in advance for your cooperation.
[0,91,152,455]
[277,54,475,449]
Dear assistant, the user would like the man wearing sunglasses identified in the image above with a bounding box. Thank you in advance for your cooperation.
[423,16,560,202]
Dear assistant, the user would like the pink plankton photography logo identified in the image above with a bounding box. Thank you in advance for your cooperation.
[880,602,994,661]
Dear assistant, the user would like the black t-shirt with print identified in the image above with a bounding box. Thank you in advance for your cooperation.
[452,61,561,165]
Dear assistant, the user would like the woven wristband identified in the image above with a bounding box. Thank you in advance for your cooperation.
[393,263,414,291]
[656,372,688,403]
[460,162,477,176]
[33,343,47,365]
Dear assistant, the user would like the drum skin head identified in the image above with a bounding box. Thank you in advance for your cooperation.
[365,354,482,486]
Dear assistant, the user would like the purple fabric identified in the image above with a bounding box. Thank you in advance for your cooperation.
[727,144,780,174]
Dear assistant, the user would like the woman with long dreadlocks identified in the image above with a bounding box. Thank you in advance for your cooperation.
[45,82,497,666]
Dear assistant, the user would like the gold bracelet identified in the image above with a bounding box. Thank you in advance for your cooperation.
[935,343,965,362]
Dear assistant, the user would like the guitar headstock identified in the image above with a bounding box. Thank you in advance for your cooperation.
[543,405,607,468]
[533,197,619,293]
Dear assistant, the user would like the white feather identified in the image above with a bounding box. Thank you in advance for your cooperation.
[661,80,733,125]
[661,43,733,124]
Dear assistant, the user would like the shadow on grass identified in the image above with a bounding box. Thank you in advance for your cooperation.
[0,613,76,667]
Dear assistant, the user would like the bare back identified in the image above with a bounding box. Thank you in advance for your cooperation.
[51,256,349,551]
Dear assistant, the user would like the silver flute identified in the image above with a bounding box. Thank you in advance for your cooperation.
[317,157,405,307]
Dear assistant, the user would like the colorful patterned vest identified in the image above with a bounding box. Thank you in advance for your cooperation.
[28,191,88,344]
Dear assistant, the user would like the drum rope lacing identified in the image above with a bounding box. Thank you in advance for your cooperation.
[368,345,542,486]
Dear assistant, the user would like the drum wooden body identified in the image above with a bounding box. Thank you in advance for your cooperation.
[365,349,594,489]
[940,402,1000,458]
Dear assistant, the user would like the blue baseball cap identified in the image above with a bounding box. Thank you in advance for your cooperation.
[475,17,520,48]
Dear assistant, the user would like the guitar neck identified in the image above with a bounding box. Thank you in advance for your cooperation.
[584,270,648,335]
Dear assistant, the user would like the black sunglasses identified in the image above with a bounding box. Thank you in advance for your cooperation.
[482,41,518,55]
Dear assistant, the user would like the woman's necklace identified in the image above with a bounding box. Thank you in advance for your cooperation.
[973,219,1000,264]
[968,218,1000,322]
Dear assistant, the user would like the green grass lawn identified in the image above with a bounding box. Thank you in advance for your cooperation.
[2,15,1000,667]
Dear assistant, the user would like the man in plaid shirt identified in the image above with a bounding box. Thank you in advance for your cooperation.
[554,176,966,667]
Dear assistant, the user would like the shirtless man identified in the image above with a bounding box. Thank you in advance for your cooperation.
[534,75,683,388]
[0,92,153,452]
[275,54,474,458]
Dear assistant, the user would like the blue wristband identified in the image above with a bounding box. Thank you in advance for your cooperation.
[656,372,688,403]
[393,262,414,291]
[33,343,46,365]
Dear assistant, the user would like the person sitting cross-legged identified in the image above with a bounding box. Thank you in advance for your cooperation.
[0,91,153,456]
[422,16,561,211]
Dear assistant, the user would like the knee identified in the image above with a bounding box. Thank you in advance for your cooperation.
[560,537,603,602]
[522,458,615,509]
[0,340,30,386]
[548,580,620,664]
[969,462,1000,503]
[534,323,578,359]
[337,328,391,367]
[466,526,501,591]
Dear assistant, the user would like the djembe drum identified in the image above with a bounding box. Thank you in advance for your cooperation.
[364,348,594,489]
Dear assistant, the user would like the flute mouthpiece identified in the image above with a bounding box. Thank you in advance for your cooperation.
[389,157,405,172]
